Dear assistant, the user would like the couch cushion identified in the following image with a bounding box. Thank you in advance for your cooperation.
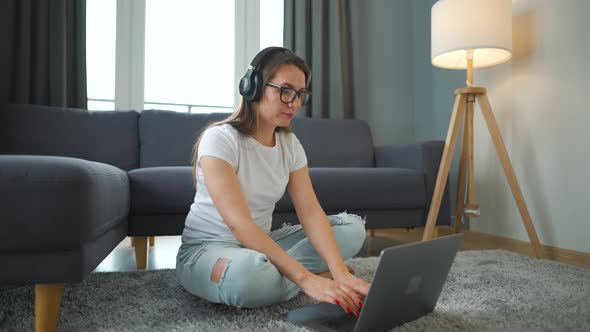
[0,104,139,171]
[128,166,425,217]
[0,155,129,252]
[290,118,375,167]
[128,166,195,215]
[138,110,376,168]
[276,168,426,211]
[139,110,230,167]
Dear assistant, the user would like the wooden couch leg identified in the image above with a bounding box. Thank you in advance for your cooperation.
[35,283,64,332]
[134,236,148,270]
[132,236,154,247]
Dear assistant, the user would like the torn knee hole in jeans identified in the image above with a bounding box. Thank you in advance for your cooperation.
[336,211,367,225]
[210,257,230,285]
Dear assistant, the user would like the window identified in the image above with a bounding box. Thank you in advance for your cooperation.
[86,0,284,113]
[260,0,284,50]
[144,0,234,113]
[86,0,116,111]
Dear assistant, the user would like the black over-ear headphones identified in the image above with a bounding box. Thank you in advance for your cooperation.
[239,46,288,102]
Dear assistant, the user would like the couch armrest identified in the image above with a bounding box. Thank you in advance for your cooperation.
[0,155,130,252]
[374,141,451,226]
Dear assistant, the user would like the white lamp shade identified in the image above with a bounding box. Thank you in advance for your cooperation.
[431,0,512,69]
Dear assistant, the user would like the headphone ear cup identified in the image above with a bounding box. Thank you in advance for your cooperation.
[239,74,251,98]
[240,47,287,102]
[250,72,262,102]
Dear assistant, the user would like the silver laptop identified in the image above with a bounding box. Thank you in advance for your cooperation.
[282,234,463,332]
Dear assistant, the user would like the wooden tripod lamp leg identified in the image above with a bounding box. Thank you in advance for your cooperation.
[476,95,545,259]
[464,96,480,218]
[454,105,469,233]
[423,94,467,241]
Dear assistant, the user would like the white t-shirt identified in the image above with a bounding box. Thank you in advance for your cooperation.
[182,123,308,241]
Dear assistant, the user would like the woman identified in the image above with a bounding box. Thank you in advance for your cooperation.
[176,47,369,316]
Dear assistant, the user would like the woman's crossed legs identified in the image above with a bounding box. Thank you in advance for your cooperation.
[176,212,366,308]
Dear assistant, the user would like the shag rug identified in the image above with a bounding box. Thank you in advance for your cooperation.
[1,250,589,331]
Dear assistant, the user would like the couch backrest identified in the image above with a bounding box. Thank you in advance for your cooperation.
[0,104,139,171]
[139,110,229,167]
[139,110,375,168]
[290,117,375,167]
[0,106,376,170]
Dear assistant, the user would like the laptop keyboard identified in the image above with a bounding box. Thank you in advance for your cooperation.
[320,314,358,331]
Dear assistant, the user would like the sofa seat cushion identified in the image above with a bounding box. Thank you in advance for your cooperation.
[129,166,426,217]
[0,155,129,252]
[275,167,426,212]
[128,167,195,215]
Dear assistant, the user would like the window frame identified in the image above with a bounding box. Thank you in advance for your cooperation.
[88,0,267,112]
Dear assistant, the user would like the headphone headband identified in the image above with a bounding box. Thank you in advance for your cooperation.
[249,47,287,72]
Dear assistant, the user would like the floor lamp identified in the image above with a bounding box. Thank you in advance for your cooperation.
[422,0,545,259]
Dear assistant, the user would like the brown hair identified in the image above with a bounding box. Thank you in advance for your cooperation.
[191,49,311,188]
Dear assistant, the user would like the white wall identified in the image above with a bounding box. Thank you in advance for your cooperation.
[356,0,589,253]
[468,0,590,253]
[413,0,590,253]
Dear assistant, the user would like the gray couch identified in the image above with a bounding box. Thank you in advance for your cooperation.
[0,103,449,329]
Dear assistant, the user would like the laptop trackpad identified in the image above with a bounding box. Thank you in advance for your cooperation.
[283,303,357,331]
[320,314,358,331]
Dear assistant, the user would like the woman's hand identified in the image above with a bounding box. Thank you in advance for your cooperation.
[298,272,369,316]
[332,270,370,305]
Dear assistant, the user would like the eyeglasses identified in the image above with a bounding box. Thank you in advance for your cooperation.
[266,82,311,106]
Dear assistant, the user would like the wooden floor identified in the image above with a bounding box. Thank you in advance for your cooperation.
[94,227,590,273]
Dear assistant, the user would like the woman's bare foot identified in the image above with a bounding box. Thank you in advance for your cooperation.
[316,265,355,279]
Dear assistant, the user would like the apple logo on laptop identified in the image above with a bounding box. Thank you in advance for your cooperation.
[405,275,423,294]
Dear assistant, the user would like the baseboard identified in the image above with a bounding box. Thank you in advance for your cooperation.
[375,227,590,270]
[468,231,590,270]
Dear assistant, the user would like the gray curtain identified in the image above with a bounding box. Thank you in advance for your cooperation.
[0,0,87,108]
[284,0,354,119]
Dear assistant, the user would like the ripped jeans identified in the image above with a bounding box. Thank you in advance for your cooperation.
[175,213,367,309]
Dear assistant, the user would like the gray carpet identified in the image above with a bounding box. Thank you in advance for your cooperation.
[1,250,589,331]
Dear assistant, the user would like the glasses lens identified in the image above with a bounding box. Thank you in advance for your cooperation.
[281,88,297,103]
